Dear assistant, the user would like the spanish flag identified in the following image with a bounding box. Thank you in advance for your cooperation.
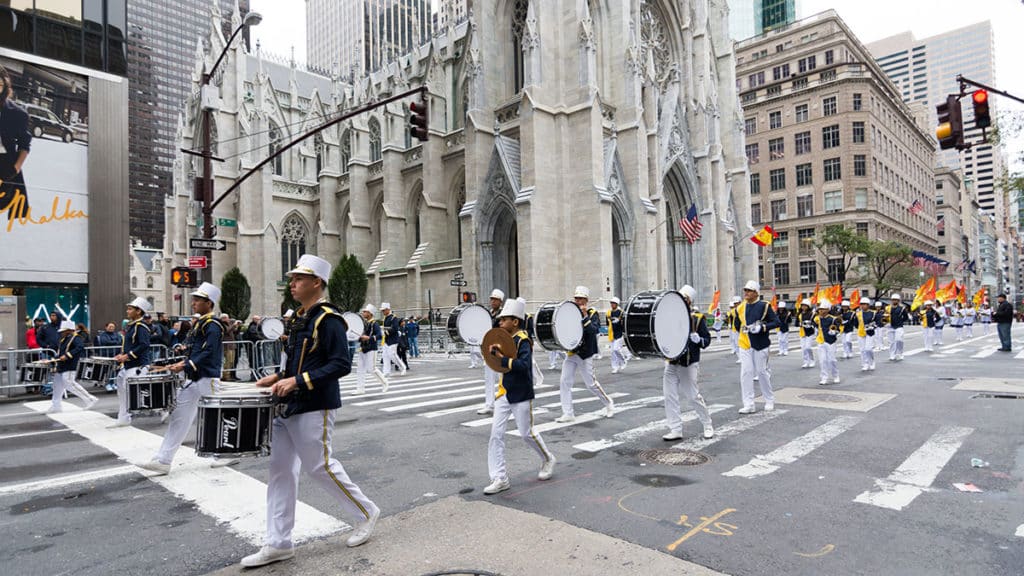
[707,290,720,315]
[750,225,779,246]
[850,289,861,308]
[911,276,937,311]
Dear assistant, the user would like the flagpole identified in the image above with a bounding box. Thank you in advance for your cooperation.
[649,203,696,235]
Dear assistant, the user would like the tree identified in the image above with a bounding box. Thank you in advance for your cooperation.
[220,267,251,321]
[861,240,915,297]
[329,254,368,312]
[814,225,869,284]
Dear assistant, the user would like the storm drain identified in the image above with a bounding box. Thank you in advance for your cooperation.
[638,449,710,466]
[971,393,1024,400]
[798,393,861,403]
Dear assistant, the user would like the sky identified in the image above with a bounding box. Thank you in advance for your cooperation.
[248,0,1023,170]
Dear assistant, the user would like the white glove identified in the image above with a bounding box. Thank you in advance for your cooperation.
[690,333,702,344]
[747,324,761,334]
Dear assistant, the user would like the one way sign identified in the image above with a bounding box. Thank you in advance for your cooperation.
[189,238,227,251]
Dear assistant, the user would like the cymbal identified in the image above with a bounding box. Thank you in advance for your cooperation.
[482,328,516,373]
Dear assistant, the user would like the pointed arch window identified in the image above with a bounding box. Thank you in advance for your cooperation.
[268,122,283,175]
[511,0,528,94]
[368,117,382,162]
[314,133,324,176]
[280,215,308,279]
[146,277,154,289]
[340,129,351,174]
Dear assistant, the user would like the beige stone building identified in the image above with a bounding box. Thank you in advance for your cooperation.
[162,2,753,316]
[736,10,938,300]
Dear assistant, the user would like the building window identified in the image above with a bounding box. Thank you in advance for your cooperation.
[938,245,946,255]
[771,198,788,220]
[799,260,817,283]
[131,276,138,289]
[750,173,761,195]
[856,222,869,237]
[824,189,843,213]
[268,123,283,176]
[745,117,757,135]
[281,215,308,279]
[748,71,765,88]
[822,124,840,149]
[827,257,845,283]
[825,49,834,65]
[746,143,760,164]
[774,262,790,286]
[855,188,868,209]
[798,55,816,73]
[854,155,867,177]
[937,215,945,237]
[796,163,813,187]
[853,121,865,143]
[340,129,351,175]
[798,228,815,255]
[772,64,790,81]
[146,276,154,289]
[368,118,382,162]
[769,111,782,129]
[752,203,762,225]
[823,158,842,181]
[853,93,862,111]
[511,0,528,93]
[770,168,786,191]
[797,195,814,218]
[823,96,837,116]
[769,137,785,160]
[795,131,811,155]
[795,103,809,122]
[314,134,324,176]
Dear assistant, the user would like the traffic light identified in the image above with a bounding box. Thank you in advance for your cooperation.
[171,267,199,287]
[935,94,963,150]
[972,89,991,129]
[409,93,428,142]
[461,291,476,303]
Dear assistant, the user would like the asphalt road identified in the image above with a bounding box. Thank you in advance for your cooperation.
[1,324,1022,576]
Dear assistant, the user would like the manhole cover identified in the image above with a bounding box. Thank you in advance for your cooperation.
[637,449,710,466]
[799,393,861,403]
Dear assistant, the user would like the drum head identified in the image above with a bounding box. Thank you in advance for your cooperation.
[654,291,690,359]
[260,317,285,340]
[457,305,491,346]
[342,312,364,341]
[552,301,584,350]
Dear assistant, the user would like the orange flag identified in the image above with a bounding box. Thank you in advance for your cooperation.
[912,276,937,310]
[707,290,720,315]
[935,279,958,303]
[957,284,967,304]
[829,284,844,303]
[769,293,779,311]
[796,292,805,307]
[850,289,861,308]
[811,282,821,305]
[972,286,987,307]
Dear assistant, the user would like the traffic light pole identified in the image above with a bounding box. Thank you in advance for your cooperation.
[956,75,1024,106]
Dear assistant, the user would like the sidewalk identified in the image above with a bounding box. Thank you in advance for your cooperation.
[208,496,728,576]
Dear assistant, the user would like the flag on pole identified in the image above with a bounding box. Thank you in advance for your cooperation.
[829,284,843,304]
[750,225,779,246]
[796,292,805,307]
[769,293,778,311]
[911,276,937,311]
[810,282,821,305]
[935,279,958,303]
[678,204,704,244]
[972,286,987,308]
[908,199,924,214]
[850,289,861,308]
[957,284,967,304]
[708,290,720,315]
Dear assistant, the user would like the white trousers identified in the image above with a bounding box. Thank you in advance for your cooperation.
[610,338,630,370]
[559,355,611,417]
[778,331,790,355]
[116,366,150,423]
[738,347,773,409]
[730,331,739,354]
[965,323,974,337]
[889,327,905,359]
[800,336,816,366]
[934,327,943,345]
[381,343,405,376]
[982,321,991,335]
[954,326,963,340]
[469,346,483,368]
[548,350,566,368]
[663,363,712,434]
[355,350,384,393]
[50,371,96,411]
[483,365,499,409]
[818,342,838,380]
[266,409,378,550]
[923,327,934,351]
[155,377,214,465]
[842,333,854,358]
[487,396,553,481]
[859,334,875,368]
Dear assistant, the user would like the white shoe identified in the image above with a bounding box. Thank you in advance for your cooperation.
[84,397,99,410]
[352,389,365,396]
[138,460,170,476]
[538,456,556,480]
[801,363,809,369]
[548,365,557,370]
[735,359,742,364]
[240,545,295,568]
[738,406,756,414]
[861,366,868,372]
[833,377,841,384]
[382,379,390,393]
[764,403,775,412]
[484,477,510,495]
[476,406,494,415]
[160,410,171,424]
[400,369,407,376]
[702,425,715,439]
[809,362,815,368]
[869,364,876,371]
[555,414,575,423]
[819,379,828,386]
[662,431,684,441]
[346,508,380,547]
[106,420,130,429]
[210,458,240,469]
[603,401,615,418]
[45,406,62,414]
[611,367,619,374]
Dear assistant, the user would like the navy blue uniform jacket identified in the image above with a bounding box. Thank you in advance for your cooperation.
[185,314,223,380]
[280,301,351,415]
[55,332,85,372]
[498,330,535,404]
[121,320,151,369]
[573,307,600,359]
[670,312,711,366]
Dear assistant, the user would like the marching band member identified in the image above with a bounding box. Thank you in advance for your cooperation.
[776,301,791,356]
[814,301,841,385]
[517,297,544,386]
[712,306,724,342]
[662,286,714,441]
[108,297,152,428]
[727,297,742,362]
[139,282,224,475]
[607,297,631,374]
[379,303,406,382]
[483,298,556,495]
[476,289,505,415]
[797,298,816,368]
[887,294,910,361]
[355,304,386,395]
[46,320,98,413]
[979,301,993,335]
[839,300,855,359]
[243,255,379,567]
[875,300,889,351]
[556,286,614,422]
[548,348,567,369]
[933,301,946,346]
[952,302,965,341]
[921,300,937,352]
[963,302,976,338]
[856,299,877,371]
[733,281,778,414]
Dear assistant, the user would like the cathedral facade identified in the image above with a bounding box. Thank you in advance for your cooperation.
[163,0,754,316]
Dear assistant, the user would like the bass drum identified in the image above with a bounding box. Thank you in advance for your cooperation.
[447,304,491,346]
[342,312,364,342]
[534,301,584,351]
[623,290,690,359]
[259,317,285,340]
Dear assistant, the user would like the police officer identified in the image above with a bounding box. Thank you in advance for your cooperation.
[242,255,379,568]
[476,289,505,415]
[776,301,791,356]
[379,302,406,382]
[355,304,386,395]
[46,320,98,413]
[556,286,614,422]
[733,281,779,414]
[814,300,841,385]
[662,286,714,441]
[887,294,910,361]
[607,297,631,373]
[108,297,152,428]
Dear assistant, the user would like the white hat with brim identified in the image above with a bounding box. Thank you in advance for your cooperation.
[361,304,377,315]
[190,282,221,306]
[778,301,787,309]
[286,254,331,283]
[743,280,760,293]
[730,296,742,305]
[924,300,933,306]
[380,302,391,310]
[841,300,850,306]
[817,300,832,310]
[891,293,902,300]
[59,320,76,332]
[127,297,152,312]
[862,299,873,306]
[573,286,590,299]
[801,299,812,306]
[498,298,525,320]
[490,289,505,301]
[610,296,621,305]
[678,285,696,302]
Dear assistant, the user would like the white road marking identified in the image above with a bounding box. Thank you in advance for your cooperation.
[722,415,863,479]
[350,382,485,406]
[461,393,631,428]
[1015,524,1024,538]
[672,409,787,452]
[0,428,72,441]
[0,464,139,494]
[971,349,998,359]
[23,401,347,545]
[520,396,665,435]
[902,348,926,357]
[0,410,44,419]
[339,375,441,388]
[1015,350,1024,360]
[572,404,733,453]
[939,348,964,355]
[418,388,587,418]
[853,425,973,511]
[345,378,481,399]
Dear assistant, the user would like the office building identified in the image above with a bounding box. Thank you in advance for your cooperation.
[729,0,802,42]
[306,0,432,76]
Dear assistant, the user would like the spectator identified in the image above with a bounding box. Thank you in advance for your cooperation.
[397,318,410,371]
[25,318,39,349]
[243,316,262,380]
[221,314,238,381]
[993,293,1014,352]
[76,323,92,346]
[145,314,171,357]
[49,312,61,331]
[174,320,192,349]
[96,322,121,348]
[407,316,420,357]
[35,317,58,352]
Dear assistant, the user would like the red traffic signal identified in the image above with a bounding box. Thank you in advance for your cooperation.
[409,96,429,142]
[971,89,990,129]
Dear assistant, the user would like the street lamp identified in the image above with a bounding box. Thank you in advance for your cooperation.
[199,11,261,281]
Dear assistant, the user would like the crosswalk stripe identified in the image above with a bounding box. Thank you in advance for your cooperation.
[903,348,926,357]
[378,392,488,412]
[418,388,587,418]
[518,396,664,436]
[971,349,998,359]
[344,378,479,399]
[853,425,973,511]
[0,428,73,441]
[1015,350,1024,360]
[339,375,438,387]
[350,381,486,406]
[572,404,733,453]
[722,415,863,478]
[1016,524,1024,538]
[939,348,964,355]
[0,464,140,494]
[672,408,787,452]
[460,393,631,428]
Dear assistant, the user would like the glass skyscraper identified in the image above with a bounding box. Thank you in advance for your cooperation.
[729,0,802,42]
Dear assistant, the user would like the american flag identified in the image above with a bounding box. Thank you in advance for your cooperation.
[909,199,924,215]
[936,216,945,234]
[678,204,703,244]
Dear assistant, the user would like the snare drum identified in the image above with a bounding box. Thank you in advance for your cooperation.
[259,317,285,340]
[446,304,491,346]
[195,393,274,458]
[342,312,364,342]
[19,361,53,383]
[127,373,179,414]
[623,290,691,359]
[534,301,584,351]
[76,357,119,385]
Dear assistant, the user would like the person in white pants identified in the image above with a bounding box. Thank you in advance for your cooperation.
[607,297,630,373]
[887,294,910,361]
[548,349,566,369]
[921,301,937,352]
[875,302,889,351]
[733,281,778,414]
[108,297,153,428]
[979,303,993,335]
[839,301,855,359]
[379,303,406,381]
[727,298,741,362]
[355,305,386,395]
[47,321,98,413]
[855,299,877,371]
[469,346,484,368]
[797,299,816,368]
[662,286,714,441]
[556,286,614,422]
[963,305,976,338]
[814,301,841,385]
[933,303,945,346]
[776,301,791,356]
[476,290,505,415]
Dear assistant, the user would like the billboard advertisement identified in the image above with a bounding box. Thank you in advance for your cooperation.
[0,55,89,284]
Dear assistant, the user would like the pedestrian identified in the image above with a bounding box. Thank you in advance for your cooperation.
[483,297,556,495]
[797,298,816,368]
[775,301,791,356]
[46,320,98,413]
[406,316,420,358]
[396,318,410,371]
[662,285,714,441]
[108,298,153,427]
[887,294,910,361]
[243,255,379,567]
[993,293,1014,351]
[733,281,778,414]
[555,285,615,422]
[814,300,841,385]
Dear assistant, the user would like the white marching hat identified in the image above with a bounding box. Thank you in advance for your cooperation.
[573,285,590,299]
[498,298,525,320]
[58,320,76,332]
[126,297,152,312]
[610,296,621,305]
[730,296,742,305]
[380,302,391,310]
[891,293,902,300]
[743,280,760,292]
[678,285,696,301]
[361,303,377,315]
[924,300,934,306]
[778,301,788,309]
[286,254,331,282]
[875,301,884,307]
[489,289,505,301]
[801,298,812,306]
[861,298,873,306]
[190,282,221,306]
[841,300,850,306]
[817,300,832,310]
[515,296,527,305]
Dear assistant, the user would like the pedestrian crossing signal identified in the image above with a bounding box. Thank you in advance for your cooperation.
[409,94,429,142]
[461,291,477,303]
[171,267,199,287]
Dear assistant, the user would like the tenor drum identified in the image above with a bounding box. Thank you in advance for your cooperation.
[76,357,119,385]
[259,317,285,340]
[534,301,584,351]
[446,304,491,346]
[195,393,274,458]
[623,290,691,359]
[342,312,365,342]
[127,373,179,414]
[19,361,53,383]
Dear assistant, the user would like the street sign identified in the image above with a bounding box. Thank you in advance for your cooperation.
[188,256,208,269]
[453,272,464,280]
[216,218,237,227]
[450,280,468,287]
[189,238,227,251]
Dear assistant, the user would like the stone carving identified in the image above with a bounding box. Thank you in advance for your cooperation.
[640,2,673,88]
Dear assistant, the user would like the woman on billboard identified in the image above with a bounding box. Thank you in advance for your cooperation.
[0,64,31,220]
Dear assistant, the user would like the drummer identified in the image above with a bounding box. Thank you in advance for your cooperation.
[355,304,386,395]
[138,282,224,475]
[47,320,99,413]
[476,289,505,415]
[108,297,153,428]
[662,286,714,441]
[555,286,614,423]
[483,298,555,495]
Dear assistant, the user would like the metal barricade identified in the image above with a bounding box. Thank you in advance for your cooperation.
[0,347,56,397]
[254,339,284,379]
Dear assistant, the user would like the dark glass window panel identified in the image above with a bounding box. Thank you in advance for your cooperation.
[107,36,126,74]
[0,7,35,53]
[84,31,103,69]
[36,17,83,65]
[83,0,103,34]
[106,0,126,39]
